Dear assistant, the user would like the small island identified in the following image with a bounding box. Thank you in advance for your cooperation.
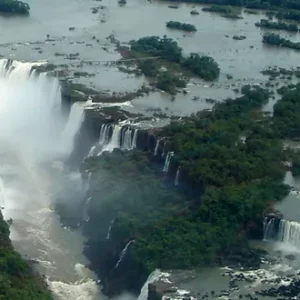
[256,19,298,33]
[166,21,197,32]
[0,0,30,14]
[118,36,220,93]
[262,32,300,51]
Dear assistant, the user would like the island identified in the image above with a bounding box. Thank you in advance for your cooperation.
[0,0,30,14]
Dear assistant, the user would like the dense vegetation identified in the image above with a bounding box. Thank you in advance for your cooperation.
[0,0,30,14]
[256,19,299,32]
[202,5,242,18]
[262,32,300,50]
[162,0,300,11]
[0,213,52,299]
[79,84,300,295]
[273,83,300,138]
[129,36,220,82]
[166,21,197,31]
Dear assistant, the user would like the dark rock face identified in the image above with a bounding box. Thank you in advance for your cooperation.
[257,278,300,298]
[148,281,175,300]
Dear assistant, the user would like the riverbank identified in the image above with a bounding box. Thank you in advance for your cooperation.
[0,212,52,299]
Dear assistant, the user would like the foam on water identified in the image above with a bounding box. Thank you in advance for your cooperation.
[0,59,99,300]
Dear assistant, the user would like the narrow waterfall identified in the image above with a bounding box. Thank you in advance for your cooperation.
[278,219,300,249]
[83,196,92,222]
[163,151,174,173]
[154,139,161,156]
[174,168,180,186]
[115,240,135,269]
[106,219,115,240]
[131,128,138,149]
[137,269,162,300]
[263,218,276,241]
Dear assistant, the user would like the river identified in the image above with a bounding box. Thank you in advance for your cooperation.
[0,0,300,299]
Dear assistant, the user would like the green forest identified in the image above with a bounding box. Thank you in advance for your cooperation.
[0,213,52,300]
[81,84,300,294]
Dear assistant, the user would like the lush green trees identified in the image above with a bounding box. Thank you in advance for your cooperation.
[0,214,52,300]
[262,32,300,50]
[129,36,220,81]
[166,21,197,31]
[183,53,220,81]
[256,19,299,32]
[80,84,294,294]
[273,83,300,138]
[0,0,30,14]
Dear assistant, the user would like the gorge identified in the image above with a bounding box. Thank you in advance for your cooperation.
[2,0,300,299]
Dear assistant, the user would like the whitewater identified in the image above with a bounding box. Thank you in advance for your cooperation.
[0,59,101,300]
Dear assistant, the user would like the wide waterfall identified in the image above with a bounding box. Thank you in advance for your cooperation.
[87,123,139,156]
[0,59,100,300]
[278,219,300,250]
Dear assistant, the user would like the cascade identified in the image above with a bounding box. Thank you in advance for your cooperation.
[131,128,138,150]
[122,127,133,150]
[263,218,276,241]
[98,124,122,155]
[278,219,300,249]
[106,219,115,240]
[115,240,135,269]
[174,167,180,186]
[137,269,162,300]
[83,197,92,222]
[163,151,174,173]
[0,59,100,299]
[154,139,161,156]
[95,124,138,155]
[87,124,111,157]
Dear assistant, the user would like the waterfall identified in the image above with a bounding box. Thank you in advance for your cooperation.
[61,102,85,155]
[263,218,276,241]
[137,269,162,300]
[95,124,138,155]
[0,59,82,162]
[174,168,180,186]
[88,124,111,157]
[83,197,92,222]
[98,124,122,155]
[131,129,138,149]
[115,240,135,269]
[154,139,161,156]
[106,219,115,240]
[163,151,174,173]
[278,219,300,249]
[122,127,133,150]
